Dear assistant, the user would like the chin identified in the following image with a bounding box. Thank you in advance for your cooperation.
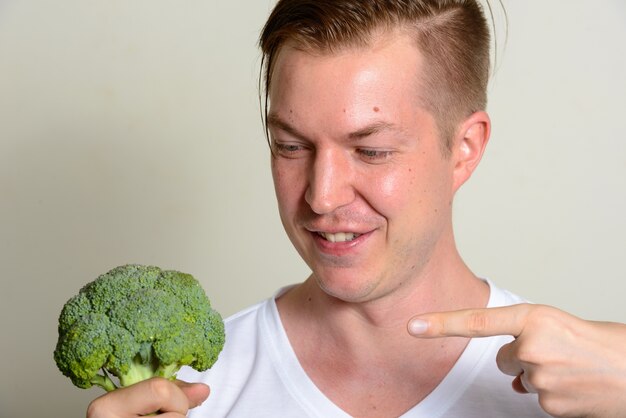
[313,271,380,304]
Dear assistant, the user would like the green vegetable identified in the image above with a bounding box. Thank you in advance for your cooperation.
[53,264,225,392]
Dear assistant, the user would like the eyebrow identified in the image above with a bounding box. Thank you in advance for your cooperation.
[267,113,398,142]
[347,120,397,140]
[267,113,308,141]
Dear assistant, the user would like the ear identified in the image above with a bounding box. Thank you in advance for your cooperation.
[451,111,491,192]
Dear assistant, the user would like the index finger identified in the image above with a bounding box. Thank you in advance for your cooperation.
[407,303,532,338]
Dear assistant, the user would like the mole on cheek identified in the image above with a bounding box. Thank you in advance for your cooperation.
[373,106,380,112]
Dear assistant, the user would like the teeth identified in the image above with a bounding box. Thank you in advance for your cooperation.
[318,232,360,243]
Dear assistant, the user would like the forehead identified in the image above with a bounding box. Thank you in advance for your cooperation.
[268,32,428,134]
[270,30,423,90]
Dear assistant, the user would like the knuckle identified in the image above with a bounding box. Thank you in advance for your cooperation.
[515,344,539,363]
[148,377,176,400]
[86,396,107,418]
[466,311,488,336]
[528,304,565,327]
[530,305,552,321]
[537,395,568,417]
[525,369,550,392]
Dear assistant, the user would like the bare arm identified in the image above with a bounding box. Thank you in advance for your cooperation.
[408,304,626,418]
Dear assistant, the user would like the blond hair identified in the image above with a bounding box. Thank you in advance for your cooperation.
[259,0,493,153]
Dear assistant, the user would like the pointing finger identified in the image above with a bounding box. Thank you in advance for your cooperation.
[408,304,532,338]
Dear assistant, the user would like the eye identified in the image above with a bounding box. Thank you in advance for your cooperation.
[357,148,393,162]
[272,141,308,158]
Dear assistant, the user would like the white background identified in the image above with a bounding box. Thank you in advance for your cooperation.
[1,1,624,416]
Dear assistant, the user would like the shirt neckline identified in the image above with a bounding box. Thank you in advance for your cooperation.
[261,279,505,417]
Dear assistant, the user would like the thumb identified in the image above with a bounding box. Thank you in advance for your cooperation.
[175,381,210,409]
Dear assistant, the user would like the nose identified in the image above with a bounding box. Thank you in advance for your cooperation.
[305,148,355,214]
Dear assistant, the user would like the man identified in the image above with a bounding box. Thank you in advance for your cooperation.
[87,1,626,417]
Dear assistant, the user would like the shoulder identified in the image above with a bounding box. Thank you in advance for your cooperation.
[178,298,272,383]
[483,278,529,308]
[219,298,272,355]
[224,299,267,329]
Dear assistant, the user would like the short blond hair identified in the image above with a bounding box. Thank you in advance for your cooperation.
[259,0,492,154]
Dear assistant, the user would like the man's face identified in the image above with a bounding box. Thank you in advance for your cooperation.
[268,33,460,304]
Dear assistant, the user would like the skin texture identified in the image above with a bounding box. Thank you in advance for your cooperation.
[268,32,490,308]
[408,304,626,418]
[86,379,209,418]
[270,31,492,417]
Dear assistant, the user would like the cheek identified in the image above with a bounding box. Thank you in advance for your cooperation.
[366,165,452,216]
[271,162,287,204]
[272,161,305,209]
[374,164,425,199]
[377,170,406,201]
[361,167,415,217]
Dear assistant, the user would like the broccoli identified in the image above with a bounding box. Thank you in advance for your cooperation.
[53,264,225,392]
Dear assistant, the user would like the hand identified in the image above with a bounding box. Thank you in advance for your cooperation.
[408,304,626,418]
[86,378,210,418]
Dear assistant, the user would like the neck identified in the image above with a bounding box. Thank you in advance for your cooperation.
[293,242,485,317]
[275,238,490,417]
[277,238,489,352]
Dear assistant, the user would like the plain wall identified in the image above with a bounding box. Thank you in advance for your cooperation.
[1,1,624,417]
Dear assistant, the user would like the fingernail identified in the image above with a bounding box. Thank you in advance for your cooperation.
[408,319,429,335]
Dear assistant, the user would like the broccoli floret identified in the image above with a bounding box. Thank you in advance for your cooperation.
[54,264,225,392]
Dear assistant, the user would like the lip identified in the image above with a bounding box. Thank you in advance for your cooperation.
[309,229,373,256]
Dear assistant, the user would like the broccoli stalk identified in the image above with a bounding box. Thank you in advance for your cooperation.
[91,372,117,392]
[54,264,225,393]
[95,344,183,391]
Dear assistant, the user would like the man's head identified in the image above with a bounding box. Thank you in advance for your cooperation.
[259,0,491,154]
[261,1,493,304]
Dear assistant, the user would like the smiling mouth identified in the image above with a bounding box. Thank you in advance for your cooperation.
[316,232,361,243]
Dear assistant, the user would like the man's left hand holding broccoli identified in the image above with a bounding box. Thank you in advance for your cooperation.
[86,378,209,417]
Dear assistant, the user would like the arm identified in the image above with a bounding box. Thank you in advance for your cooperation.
[86,378,210,418]
[408,304,626,418]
